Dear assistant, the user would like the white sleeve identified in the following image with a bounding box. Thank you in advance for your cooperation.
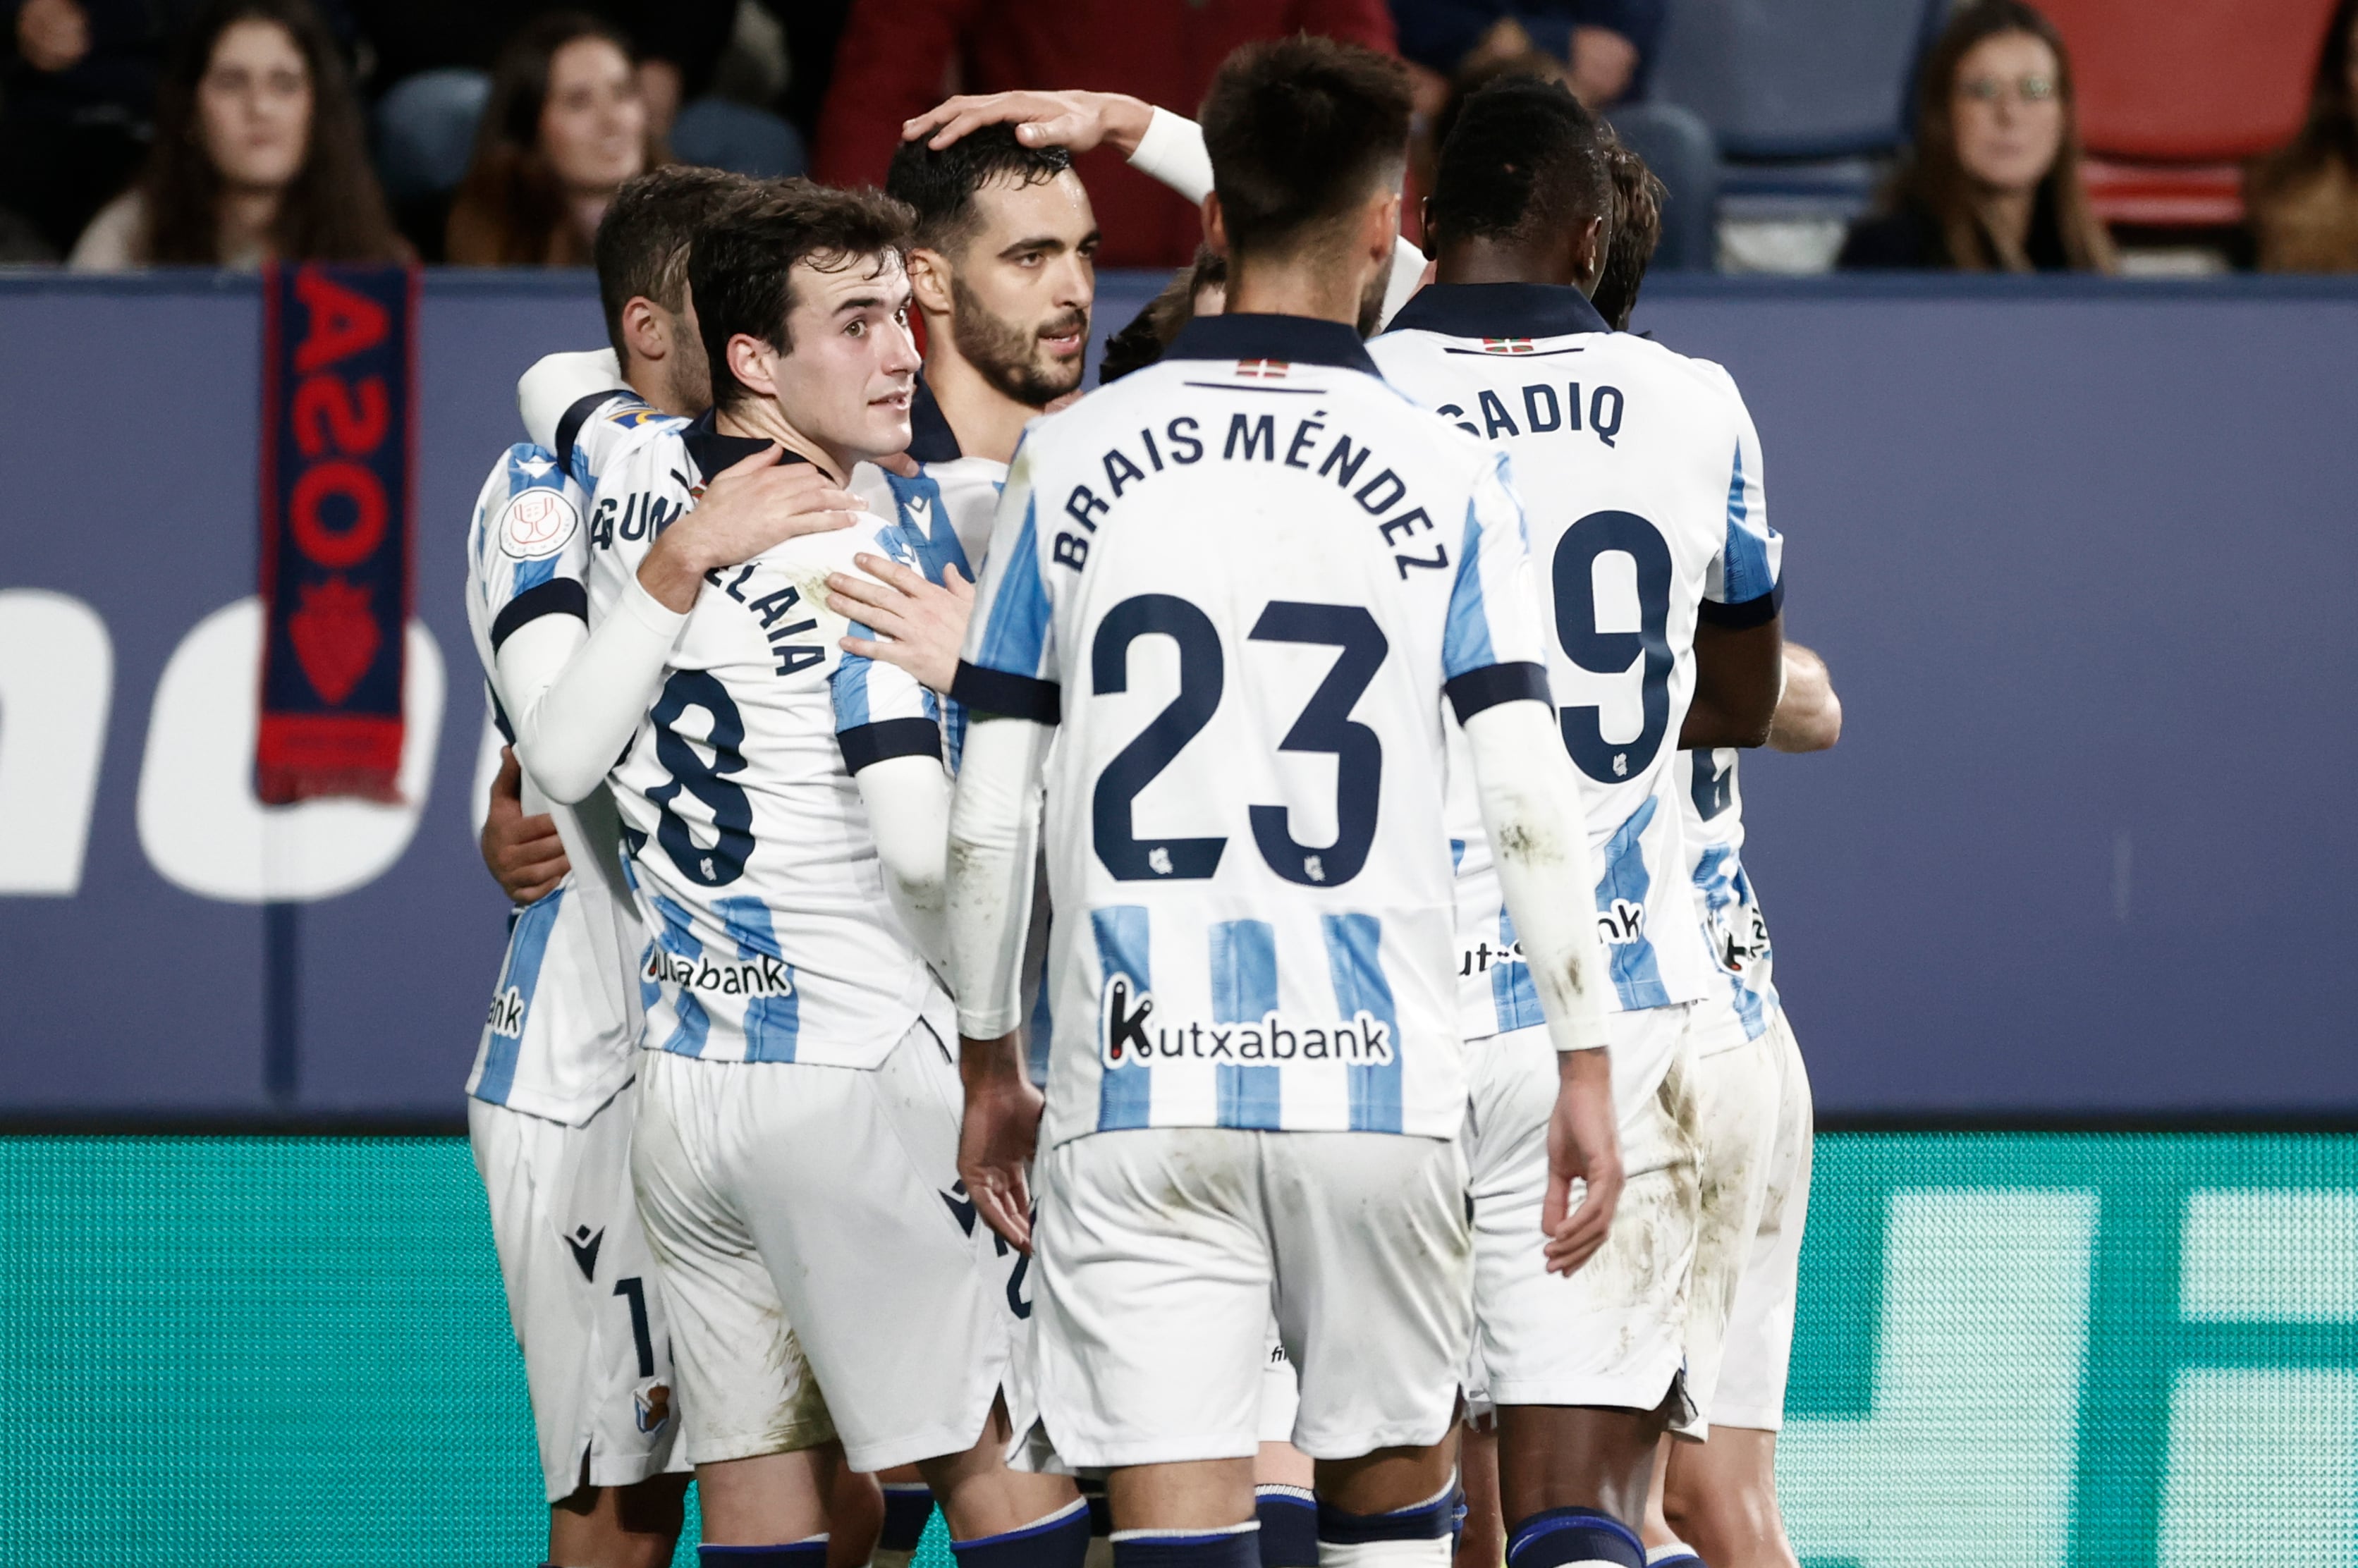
[518,348,625,451]
[502,572,686,804]
[1462,699,1613,1054]
[946,716,1052,1039]
[1128,106,1427,327]
[857,753,953,969]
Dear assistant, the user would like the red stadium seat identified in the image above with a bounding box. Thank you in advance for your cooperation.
[2037,0,2343,225]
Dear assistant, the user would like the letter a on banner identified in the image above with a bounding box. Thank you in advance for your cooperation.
[255,262,417,802]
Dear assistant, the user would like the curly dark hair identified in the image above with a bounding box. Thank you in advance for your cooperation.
[137,0,402,264]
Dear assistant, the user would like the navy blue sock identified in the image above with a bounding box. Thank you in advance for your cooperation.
[1317,1482,1458,1551]
[953,1497,1093,1568]
[1506,1507,1644,1568]
[1254,1484,1317,1567]
[697,1541,829,1567]
[1110,1523,1262,1568]
[879,1484,934,1557]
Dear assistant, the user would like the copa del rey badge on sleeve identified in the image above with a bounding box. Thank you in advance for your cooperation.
[255,263,418,804]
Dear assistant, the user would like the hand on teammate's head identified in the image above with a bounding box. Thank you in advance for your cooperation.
[479,747,570,905]
[903,90,1151,160]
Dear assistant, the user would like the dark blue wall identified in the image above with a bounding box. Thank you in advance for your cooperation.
[1,270,2350,1120]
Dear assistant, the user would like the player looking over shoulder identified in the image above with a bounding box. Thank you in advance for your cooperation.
[948,38,1621,1568]
[460,162,781,1568]
[1368,77,1787,1568]
[507,180,1088,1568]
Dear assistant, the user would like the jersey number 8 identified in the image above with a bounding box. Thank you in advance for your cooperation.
[1091,594,1387,889]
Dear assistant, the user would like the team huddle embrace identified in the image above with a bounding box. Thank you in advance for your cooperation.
[460,35,1839,1568]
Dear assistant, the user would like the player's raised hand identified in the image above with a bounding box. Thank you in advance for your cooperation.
[479,747,570,905]
[958,1031,1043,1254]
[904,90,1152,159]
[1541,1047,1623,1275]
[827,555,975,695]
[637,446,865,611]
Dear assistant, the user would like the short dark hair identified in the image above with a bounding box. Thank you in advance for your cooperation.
[595,166,757,362]
[1427,75,1611,250]
[690,179,915,413]
[1592,134,1664,330]
[1100,247,1228,383]
[1199,37,1412,256]
[885,124,1075,252]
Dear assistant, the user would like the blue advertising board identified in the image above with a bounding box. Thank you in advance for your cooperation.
[1,270,2351,1121]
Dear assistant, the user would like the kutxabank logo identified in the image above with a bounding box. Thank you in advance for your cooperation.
[1097,973,1393,1070]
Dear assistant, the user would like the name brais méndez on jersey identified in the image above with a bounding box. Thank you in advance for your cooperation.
[960,318,1551,1146]
[570,401,953,1067]
[1369,288,1782,1037]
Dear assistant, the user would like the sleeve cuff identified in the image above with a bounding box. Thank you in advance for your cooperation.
[840,716,944,773]
[1445,661,1551,724]
[1698,580,1784,629]
[1128,106,1215,204]
[952,660,1062,723]
[490,577,587,650]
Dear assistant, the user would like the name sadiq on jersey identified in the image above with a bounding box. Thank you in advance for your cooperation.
[1097,973,1395,1072]
[1051,409,1454,580]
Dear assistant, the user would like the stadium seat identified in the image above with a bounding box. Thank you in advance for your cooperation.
[1649,0,1949,213]
[2039,0,2344,226]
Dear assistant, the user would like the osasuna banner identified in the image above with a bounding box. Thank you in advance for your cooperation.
[256,263,417,803]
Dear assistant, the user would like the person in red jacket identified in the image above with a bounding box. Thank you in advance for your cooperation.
[814,0,1397,268]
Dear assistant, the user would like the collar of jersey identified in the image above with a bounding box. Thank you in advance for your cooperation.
[682,406,808,479]
[908,374,963,464]
[1381,281,1611,341]
[1165,312,1381,376]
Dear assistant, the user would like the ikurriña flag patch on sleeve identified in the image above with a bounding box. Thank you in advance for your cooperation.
[255,262,417,804]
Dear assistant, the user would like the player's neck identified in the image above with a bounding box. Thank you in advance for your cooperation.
[1434,239,1589,294]
[922,333,1037,466]
[716,400,848,484]
[1225,256,1367,329]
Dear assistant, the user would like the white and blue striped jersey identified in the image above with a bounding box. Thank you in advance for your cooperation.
[955,313,1555,1147]
[577,408,954,1067]
[1370,285,1783,1042]
[845,379,1007,773]
[1679,747,1778,1053]
[461,443,647,1124]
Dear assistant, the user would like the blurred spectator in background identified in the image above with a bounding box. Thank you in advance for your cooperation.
[364,1,798,259]
[444,12,656,267]
[2248,0,2358,271]
[0,0,233,257]
[1391,0,1715,269]
[814,0,1397,269]
[67,0,399,268]
[1839,0,2114,272]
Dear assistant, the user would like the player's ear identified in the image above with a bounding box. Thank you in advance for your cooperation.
[1200,192,1230,258]
[1575,214,1607,290]
[1364,188,1402,264]
[1419,197,1438,259]
[906,247,953,318]
[726,333,781,403]
[621,295,668,365]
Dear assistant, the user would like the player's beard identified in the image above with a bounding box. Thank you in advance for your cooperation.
[950,275,1088,408]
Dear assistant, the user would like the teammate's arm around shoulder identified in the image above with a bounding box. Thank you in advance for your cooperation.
[1453,459,1623,1275]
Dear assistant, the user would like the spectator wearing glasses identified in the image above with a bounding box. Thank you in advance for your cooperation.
[445,11,660,267]
[1839,0,2115,273]
[2249,0,2358,271]
[68,0,401,269]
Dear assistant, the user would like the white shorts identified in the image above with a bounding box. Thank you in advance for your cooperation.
[1028,1128,1471,1468]
[1678,1024,1781,1435]
[630,1021,1030,1471]
[1259,1330,1301,1445]
[1463,1005,1700,1422]
[1707,1007,1813,1431]
[470,1085,685,1502]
